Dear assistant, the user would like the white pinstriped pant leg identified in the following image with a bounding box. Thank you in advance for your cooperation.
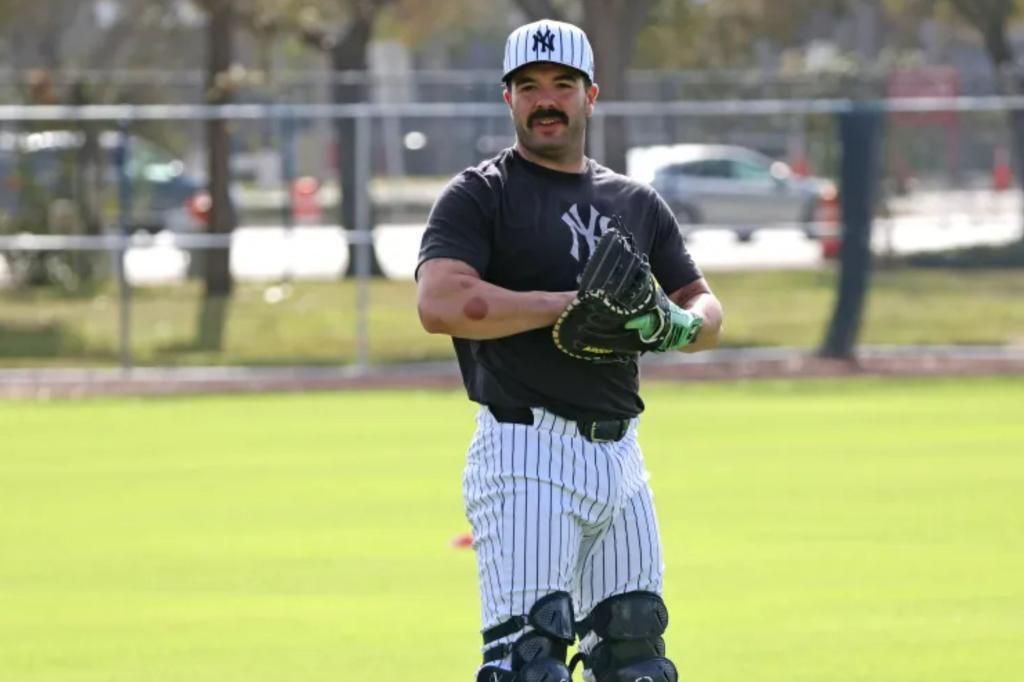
[574,432,664,619]
[574,477,664,618]
[463,406,665,651]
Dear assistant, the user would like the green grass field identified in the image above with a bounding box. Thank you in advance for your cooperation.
[1,376,1022,681]
[2,267,1023,366]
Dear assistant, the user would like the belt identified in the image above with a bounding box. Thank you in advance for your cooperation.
[488,405,630,443]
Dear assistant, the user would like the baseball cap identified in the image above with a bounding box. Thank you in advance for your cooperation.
[502,19,595,83]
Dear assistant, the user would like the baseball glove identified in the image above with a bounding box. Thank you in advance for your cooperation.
[552,223,703,363]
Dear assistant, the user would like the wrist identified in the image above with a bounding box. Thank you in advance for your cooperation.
[660,301,703,351]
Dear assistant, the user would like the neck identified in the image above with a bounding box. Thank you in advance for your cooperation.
[514,141,588,174]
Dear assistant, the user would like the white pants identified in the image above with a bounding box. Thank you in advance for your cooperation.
[463,406,665,644]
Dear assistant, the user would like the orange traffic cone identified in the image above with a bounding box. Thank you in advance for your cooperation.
[818,193,841,259]
[791,154,810,177]
[450,532,474,549]
[993,147,1012,191]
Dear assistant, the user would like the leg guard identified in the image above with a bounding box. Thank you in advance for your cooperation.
[476,591,575,682]
[572,591,678,682]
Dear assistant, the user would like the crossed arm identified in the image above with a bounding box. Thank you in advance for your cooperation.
[416,257,723,352]
[416,258,575,339]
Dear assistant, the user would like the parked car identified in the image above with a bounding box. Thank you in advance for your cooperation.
[0,129,202,236]
[629,144,836,241]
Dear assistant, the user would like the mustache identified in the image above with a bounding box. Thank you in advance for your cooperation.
[528,108,569,127]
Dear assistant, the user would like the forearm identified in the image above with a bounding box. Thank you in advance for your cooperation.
[678,292,723,353]
[419,270,574,340]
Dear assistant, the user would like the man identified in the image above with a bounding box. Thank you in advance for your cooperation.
[416,19,723,682]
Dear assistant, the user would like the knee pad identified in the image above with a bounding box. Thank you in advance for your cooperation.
[572,591,678,682]
[477,591,575,682]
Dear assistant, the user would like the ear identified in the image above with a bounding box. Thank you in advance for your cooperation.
[585,82,599,117]
[503,87,512,108]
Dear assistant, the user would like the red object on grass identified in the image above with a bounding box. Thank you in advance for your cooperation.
[450,532,474,549]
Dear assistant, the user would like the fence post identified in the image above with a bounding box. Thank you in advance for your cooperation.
[279,112,295,281]
[353,112,372,369]
[114,121,134,371]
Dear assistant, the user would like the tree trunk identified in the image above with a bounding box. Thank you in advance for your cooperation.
[983,25,1024,245]
[512,0,564,21]
[197,0,236,350]
[71,80,102,238]
[331,18,385,279]
[71,80,102,287]
[820,109,885,359]
[582,0,656,173]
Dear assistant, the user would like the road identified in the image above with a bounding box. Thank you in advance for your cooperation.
[1,189,1021,286]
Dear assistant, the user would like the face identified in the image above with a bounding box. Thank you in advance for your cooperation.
[503,63,599,166]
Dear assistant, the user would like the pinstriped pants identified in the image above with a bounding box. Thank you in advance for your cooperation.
[463,406,665,642]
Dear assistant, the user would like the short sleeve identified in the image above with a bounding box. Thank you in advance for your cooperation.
[416,171,495,279]
[647,190,702,294]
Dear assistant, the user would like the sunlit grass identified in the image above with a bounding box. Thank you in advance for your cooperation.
[1,267,1022,367]
[1,376,1022,681]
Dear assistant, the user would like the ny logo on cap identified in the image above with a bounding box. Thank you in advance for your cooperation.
[532,27,556,56]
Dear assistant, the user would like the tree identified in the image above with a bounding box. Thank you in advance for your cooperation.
[632,0,869,71]
[242,0,398,278]
[249,0,486,278]
[0,0,140,290]
[946,0,1024,242]
[581,0,659,174]
[192,0,240,350]
[298,1,395,278]
[2,0,80,70]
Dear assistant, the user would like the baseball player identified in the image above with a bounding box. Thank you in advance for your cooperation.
[416,18,724,682]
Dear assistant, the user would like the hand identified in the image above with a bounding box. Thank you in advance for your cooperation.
[624,302,703,352]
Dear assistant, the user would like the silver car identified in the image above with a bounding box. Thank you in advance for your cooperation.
[638,144,836,241]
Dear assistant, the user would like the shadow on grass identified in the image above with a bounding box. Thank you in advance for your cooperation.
[156,296,231,356]
[0,321,107,360]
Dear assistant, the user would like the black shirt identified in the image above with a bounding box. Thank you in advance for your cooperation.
[417,148,702,420]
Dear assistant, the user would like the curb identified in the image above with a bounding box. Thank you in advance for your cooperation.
[2,346,1022,399]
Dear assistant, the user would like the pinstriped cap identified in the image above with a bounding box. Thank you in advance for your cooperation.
[502,19,595,82]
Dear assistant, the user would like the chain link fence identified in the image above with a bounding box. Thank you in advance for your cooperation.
[1,96,1022,369]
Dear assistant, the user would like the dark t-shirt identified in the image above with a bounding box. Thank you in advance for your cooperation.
[417,148,702,420]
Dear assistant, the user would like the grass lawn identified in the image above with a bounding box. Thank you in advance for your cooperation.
[1,376,1022,681]
[0,267,1022,367]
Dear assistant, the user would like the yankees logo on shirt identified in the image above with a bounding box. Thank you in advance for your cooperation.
[562,203,611,264]
[418,148,701,421]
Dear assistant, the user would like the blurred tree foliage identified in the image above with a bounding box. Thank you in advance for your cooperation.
[634,1,843,70]
[232,0,488,278]
[237,0,401,278]
[943,0,1024,242]
[185,0,238,350]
